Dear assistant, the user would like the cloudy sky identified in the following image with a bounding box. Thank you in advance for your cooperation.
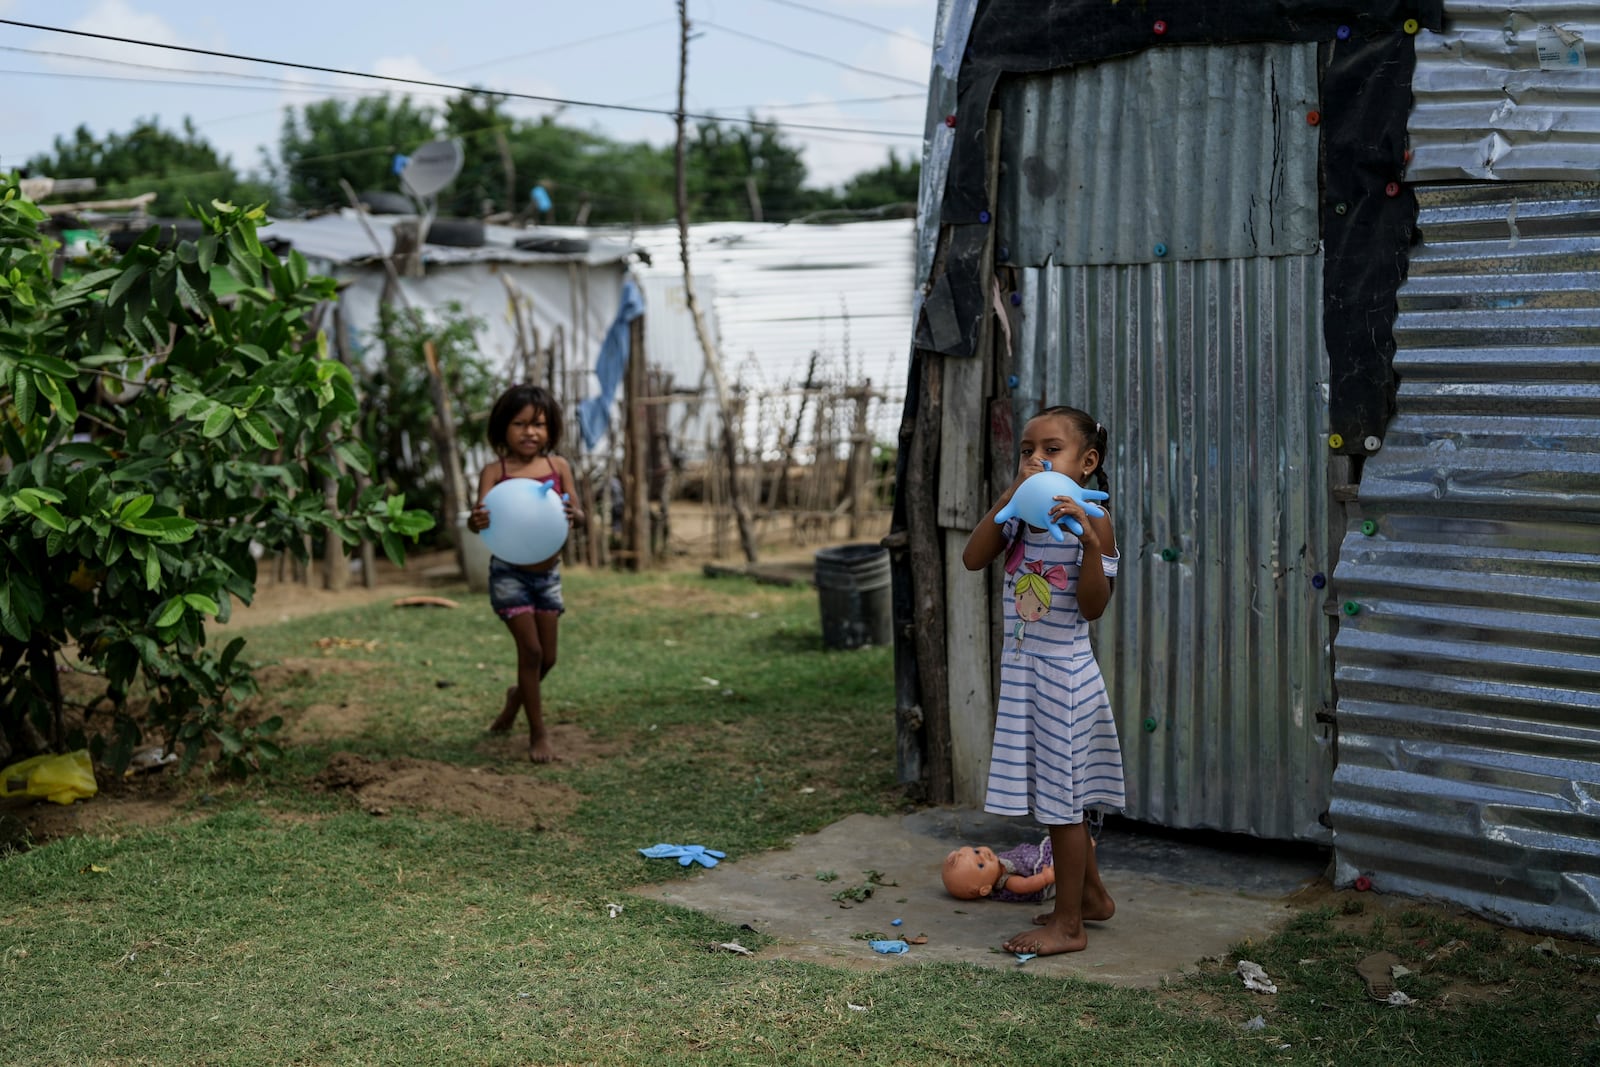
[1,0,937,192]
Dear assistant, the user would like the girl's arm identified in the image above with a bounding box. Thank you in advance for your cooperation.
[961,465,1039,570]
[555,457,585,526]
[1062,506,1116,620]
[466,464,495,533]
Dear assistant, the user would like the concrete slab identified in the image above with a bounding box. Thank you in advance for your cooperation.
[635,809,1327,986]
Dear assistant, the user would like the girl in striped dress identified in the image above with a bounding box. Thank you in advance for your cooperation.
[961,405,1123,955]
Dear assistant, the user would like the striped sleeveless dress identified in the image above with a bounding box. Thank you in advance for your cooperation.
[982,517,1126,826]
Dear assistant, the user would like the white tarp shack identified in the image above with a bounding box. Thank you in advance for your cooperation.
[627,218,915,461]
[263,211,639,424]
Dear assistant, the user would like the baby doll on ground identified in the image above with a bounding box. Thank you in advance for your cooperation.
[942,838,1116,932]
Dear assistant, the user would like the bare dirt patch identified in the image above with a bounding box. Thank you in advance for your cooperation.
[313,751,579,830]
[473,721,623,766]
[0,773,192,851]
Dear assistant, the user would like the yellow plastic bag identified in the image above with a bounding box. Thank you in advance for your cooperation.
[0,750,98,805]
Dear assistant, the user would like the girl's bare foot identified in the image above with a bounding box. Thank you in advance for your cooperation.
[1004,915,1087,955]
[1082,884,1116,922]
[528,729,554,764]
[489,687,518,733]
[1033,888,1114,925]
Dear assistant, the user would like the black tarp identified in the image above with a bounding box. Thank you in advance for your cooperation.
[916,0,1444,450]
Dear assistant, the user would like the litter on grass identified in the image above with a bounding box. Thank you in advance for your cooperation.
[1243,1016,1266,1030]
[638,844,726,868]
[716,942,754,956]
[1237,960,1278,994]
[869,940,909,954]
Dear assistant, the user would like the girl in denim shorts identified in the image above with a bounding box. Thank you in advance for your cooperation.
[467,385,583,762]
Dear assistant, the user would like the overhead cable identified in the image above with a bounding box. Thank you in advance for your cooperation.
[0,17,922,139]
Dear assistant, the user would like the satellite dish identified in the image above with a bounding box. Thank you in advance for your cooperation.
[399,139,464,200]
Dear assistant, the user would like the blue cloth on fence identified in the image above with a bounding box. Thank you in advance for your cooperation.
[638,843,726,868]
[579,277,645,449]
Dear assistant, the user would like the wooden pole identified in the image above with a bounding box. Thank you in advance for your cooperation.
[422,338,470,552]
[845,384,873,539]
[676,0,759,564]
[622,314,650,570]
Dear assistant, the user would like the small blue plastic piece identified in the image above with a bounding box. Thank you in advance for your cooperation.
[1014,952,1038,964]
[891,918,903,926]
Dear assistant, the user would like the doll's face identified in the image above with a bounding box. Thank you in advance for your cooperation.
[1016,586,1047,622]
[941,846,1001,899]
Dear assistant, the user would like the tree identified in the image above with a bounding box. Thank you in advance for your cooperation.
[837,150,920,212]
[23,117,273,218]
[686,118,828,221]
[0,183,433,773]
[277,96,436,212]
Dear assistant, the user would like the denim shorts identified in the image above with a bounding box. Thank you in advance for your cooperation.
[488,558,565,619]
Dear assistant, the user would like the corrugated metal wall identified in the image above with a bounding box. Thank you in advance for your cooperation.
[997,43,1320,266]
[1010,257,1334,842]
[1330,182,1600,937]
[987,46,1334,841]
[1411,4,1600,182]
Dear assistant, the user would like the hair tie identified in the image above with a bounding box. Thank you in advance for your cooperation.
[1095,422,1103,437]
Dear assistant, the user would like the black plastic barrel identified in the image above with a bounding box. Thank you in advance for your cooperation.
[814,543,892,650]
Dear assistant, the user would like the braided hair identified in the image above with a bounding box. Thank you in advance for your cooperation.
[1034,405,1110,496]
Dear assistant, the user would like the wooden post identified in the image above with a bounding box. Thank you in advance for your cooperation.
[845,384,872,539]
[676,0,759,564]
[422,338,470,557]
[907,355,951,801]
[622,314,650,570]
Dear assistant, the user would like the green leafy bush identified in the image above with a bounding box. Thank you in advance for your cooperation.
[362,302,494,536]
[0,181,433,773]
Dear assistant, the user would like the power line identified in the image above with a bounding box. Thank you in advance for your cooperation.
[752,0,931,48]
[441,19,676,75]
[0,17,921,140]
[709,92,924,112]
[695,20,924,88]
[0,65,450,99]
[10,41,916,119]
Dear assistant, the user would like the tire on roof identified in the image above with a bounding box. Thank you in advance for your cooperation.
[107,218,204,252]
[358,190,415,215]
[424,218,486,248]
[513,235,590,255]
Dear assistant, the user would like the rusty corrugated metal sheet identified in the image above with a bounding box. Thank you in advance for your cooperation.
[1012,253,1335,842]
[1410,4,1600,181]
[995,43,1321,268]
[1330,182,1600,938]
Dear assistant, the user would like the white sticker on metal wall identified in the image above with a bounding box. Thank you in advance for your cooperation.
[1536,25,1587,70]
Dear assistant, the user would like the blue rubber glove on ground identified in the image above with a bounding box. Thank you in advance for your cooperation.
[638,844,727,868]
[869,940,910,954]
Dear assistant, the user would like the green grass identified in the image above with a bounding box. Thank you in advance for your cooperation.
[4,568,1599,1065]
